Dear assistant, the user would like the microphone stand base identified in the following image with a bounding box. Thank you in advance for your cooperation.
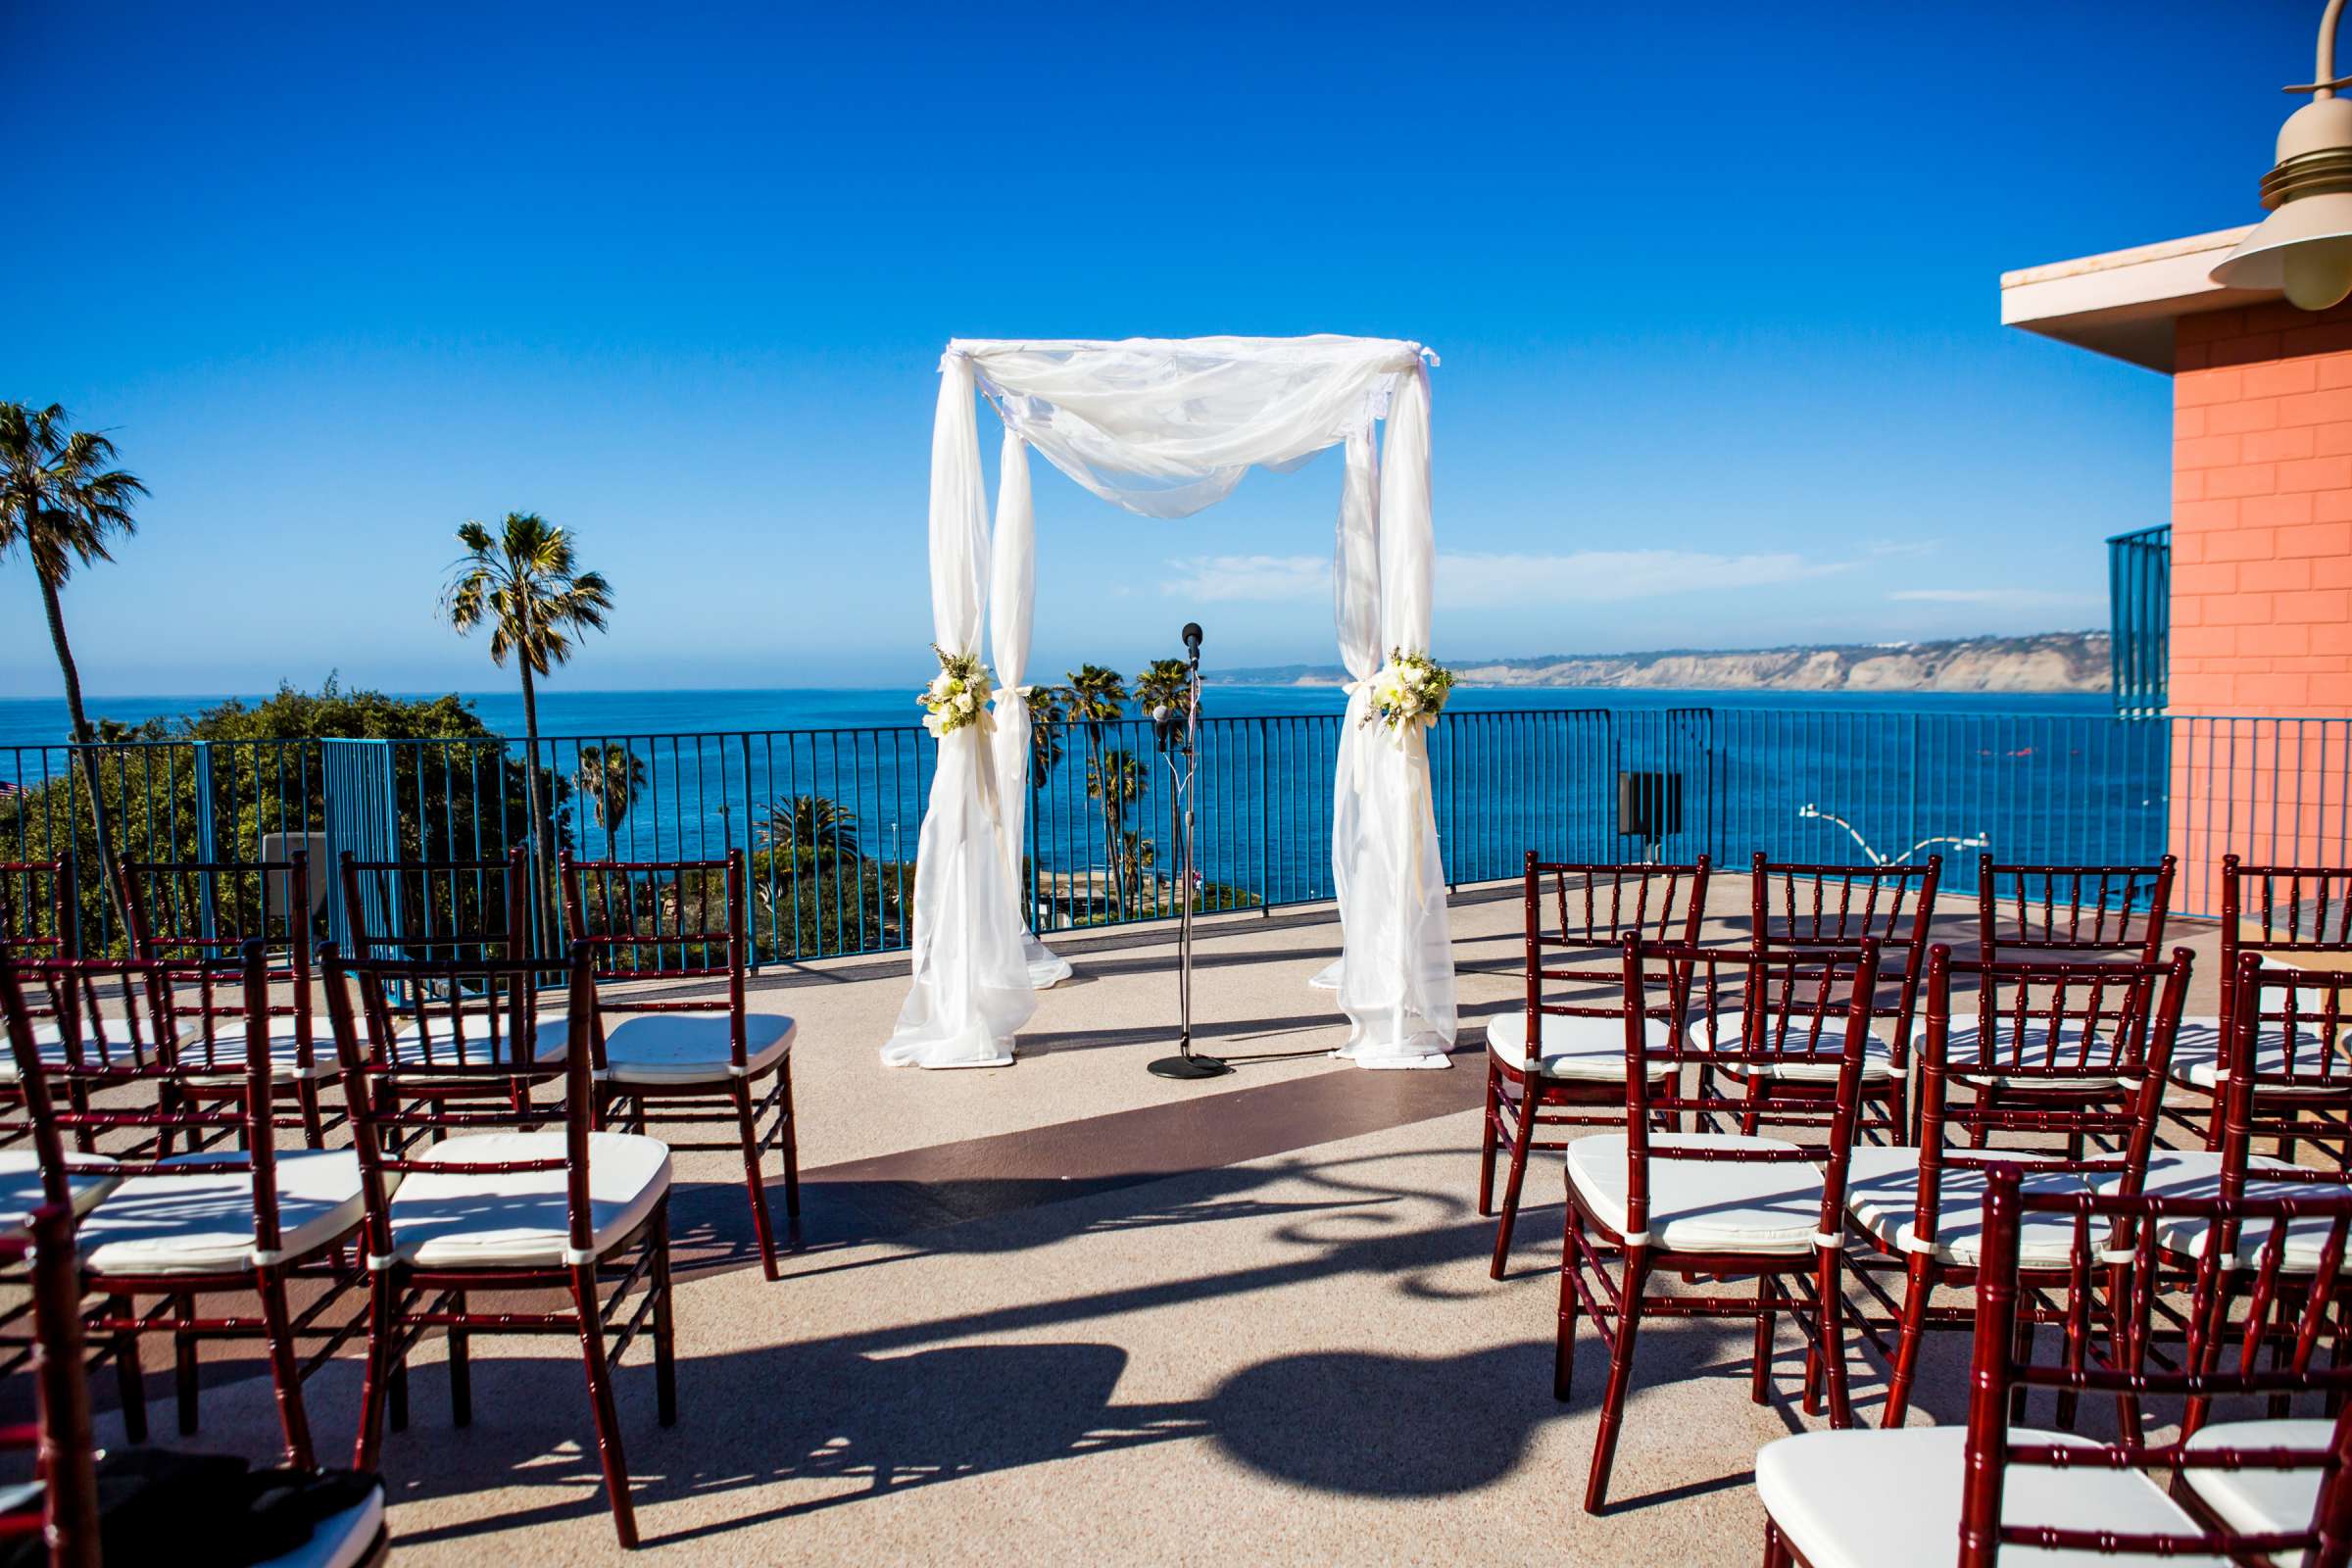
[1148,1053,1232,1081]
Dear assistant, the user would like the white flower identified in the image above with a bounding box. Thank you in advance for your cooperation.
[929,671,953,699]
[923,710,947,737]
[1402,664,1425,688]
[956,691,975,713]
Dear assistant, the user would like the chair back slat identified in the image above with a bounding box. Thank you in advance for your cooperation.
[2224,956,2352,1172]
[1978,854,2176,964]
[338,849,529,966]
[1963,1167,2352,1568]
[122,854,316,1076]
[1750,855,1938,1059]
[1515,856,1707,1057]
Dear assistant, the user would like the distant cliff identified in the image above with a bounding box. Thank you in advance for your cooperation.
[1210,632,2110,694]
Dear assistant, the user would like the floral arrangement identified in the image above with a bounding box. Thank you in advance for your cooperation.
[918,646,997,738]
[1363,648,1454,742]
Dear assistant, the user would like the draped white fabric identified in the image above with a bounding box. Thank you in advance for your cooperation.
[985,431,1072,989]
[1336,365,1456,1065]
[887,335,1455,1070]
[881,357,1038,1068]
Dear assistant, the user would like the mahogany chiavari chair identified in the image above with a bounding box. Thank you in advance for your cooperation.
[338,848,573,1100]
[1557,938,1882,1514]
[121,851,339,1149]
[1963,855,2177,1147]
[0,1152,389,1565]
[1708,854,1939,1140]
[0,1202,103,1568]
[1760,1166,2352,1568]
[0,941,365,1470]
[320,941,676,1549]
[1478,853,1708,1279]
[559,849,800,1280]
[2163,857,2352,1152]
[0,861,160,1140]
[1844,944,2192,1429]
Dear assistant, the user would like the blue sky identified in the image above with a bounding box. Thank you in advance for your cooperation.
[0,1,2318,695]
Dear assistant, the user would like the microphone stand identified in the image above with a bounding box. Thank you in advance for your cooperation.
[1149,624,1229,1081]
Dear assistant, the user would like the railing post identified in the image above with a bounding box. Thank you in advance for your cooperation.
[191,739,219,944]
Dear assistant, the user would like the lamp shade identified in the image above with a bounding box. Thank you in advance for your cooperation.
[2212,191,2352,309]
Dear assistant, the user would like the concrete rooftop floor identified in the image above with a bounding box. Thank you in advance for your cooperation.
[126,875,2235,1565]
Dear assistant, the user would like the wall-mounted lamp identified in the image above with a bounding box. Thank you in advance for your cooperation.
[2212,0,2352,311]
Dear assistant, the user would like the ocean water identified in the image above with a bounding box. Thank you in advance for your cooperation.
[0,685,2145,927]
[0,683,2107,752]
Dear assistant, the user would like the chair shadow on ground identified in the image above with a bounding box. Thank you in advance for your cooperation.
[322,1149,1765,1548]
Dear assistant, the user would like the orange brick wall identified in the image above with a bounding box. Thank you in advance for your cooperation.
[2171,299,2352,911]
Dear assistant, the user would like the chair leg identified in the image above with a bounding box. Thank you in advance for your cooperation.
[1751,1274,1778,1405]
[1882,1253,1935,1430]
[1555,1208,1583,1402]
[1816,1249,1853,1429]
[354,1270,397,1469]
[1584,1249,1651,1514]
[778,1061,801,1221]
[296,1077,326,1150]
[107,1293,146,1444]
[448,1288,471,1429]
[652,1209,677,1429]
[570,1261,638,1549]
[733,1081,780,1282]
[172,1291,199,1436]
[1762,1516,1791,1568]
[1477,1061,1502,1218]
[256,1268,316,1470]
[388,1336,410,1435]
[1489,1084,1540,1281]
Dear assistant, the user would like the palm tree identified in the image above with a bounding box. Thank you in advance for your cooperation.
[1025,683,1068,788]
[1134,658,1193,721]
[573,744,647,856]
[0,404,147,925]
[1064,665,1130,914]
[758,794,862,871]
[1086,747,1150,915]
[442,514,613,911]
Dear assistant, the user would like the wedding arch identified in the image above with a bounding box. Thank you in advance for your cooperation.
[881,336,1457,1071]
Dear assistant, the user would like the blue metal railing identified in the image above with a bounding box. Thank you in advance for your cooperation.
[2109,524,2171,714]
[1,704,2337,959]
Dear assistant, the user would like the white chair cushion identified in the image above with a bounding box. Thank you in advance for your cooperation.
[2164,1016,2339,1095]
[252,1482,387,1568]
[1689,1012,1895,1083]
[387,1130,669,1269]
[175,1015,337,1083]
[1942,1020,2133,1092]
[2178,1418,2331,1546]
[1843,1147,2089,1265]
[390,1009,571,1068]
[0,1151,119,1233]
[79,1151,367,1278]
[0,1019,156,1082]
[2101,1151,2352,1272]
[1483,1009,1667,1083]
[1757,1425,2229,1568]
[1566,1132,1825,1255]
[599,1010,794,1086]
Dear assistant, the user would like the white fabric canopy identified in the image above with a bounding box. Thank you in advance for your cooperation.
[884,335,1457,1070]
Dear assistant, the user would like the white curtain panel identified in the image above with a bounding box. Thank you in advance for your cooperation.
[889,336,1457,1069]
[1310,420,1383,994]
[881,355,1039,1067]
[986,430,1073,989]
[1336,364,1456,1065]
